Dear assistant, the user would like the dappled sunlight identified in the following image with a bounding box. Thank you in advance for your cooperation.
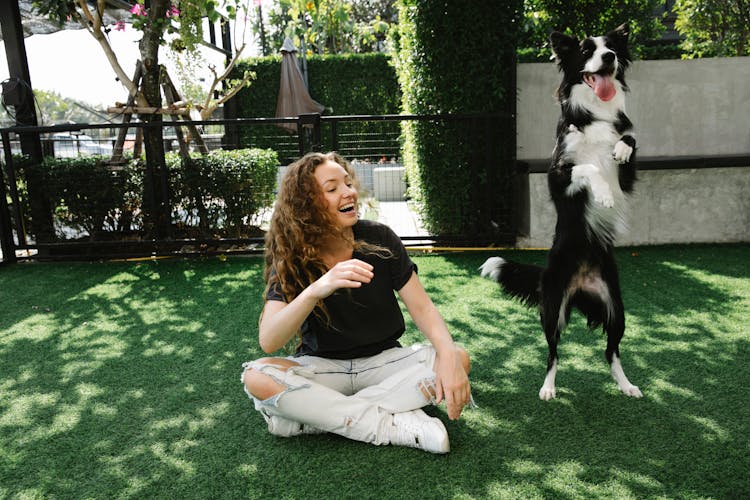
[647,377,700,403]
[0,258,267,497]
[0,247,748,498]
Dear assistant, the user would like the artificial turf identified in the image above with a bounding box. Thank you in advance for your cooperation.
[0,244,748,498]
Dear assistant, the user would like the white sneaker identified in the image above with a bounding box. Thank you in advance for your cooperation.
[267,416,325,437]
[389,409,450,454]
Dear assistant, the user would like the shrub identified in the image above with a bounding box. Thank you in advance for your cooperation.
[20,156,140,240]
[167,148,278,237]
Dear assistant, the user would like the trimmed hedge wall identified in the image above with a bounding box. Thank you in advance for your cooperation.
[232,52,401,163]
[392,0,523,236]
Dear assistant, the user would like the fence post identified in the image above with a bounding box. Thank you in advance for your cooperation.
[0,144,16,264]
[297,113,322,157]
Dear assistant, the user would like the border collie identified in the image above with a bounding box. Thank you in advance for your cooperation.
[480,24,643,400]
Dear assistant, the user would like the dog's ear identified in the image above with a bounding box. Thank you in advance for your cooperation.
[609,23,630,44]
[608,23,632,66]
[550,31,578,64]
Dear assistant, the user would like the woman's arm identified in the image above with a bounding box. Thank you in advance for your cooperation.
[398,271,471,420]
[258,259,374,353]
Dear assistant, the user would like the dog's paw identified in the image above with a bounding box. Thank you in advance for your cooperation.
[620,384,643,398]
[538,387,556,401]
[612,140,633,164]
[590,179,614,207]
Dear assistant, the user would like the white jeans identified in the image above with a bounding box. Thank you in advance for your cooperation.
[241,344,438,444]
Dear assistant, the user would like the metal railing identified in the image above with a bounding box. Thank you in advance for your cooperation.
[1,112,516,263]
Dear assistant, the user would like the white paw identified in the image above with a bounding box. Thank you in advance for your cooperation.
[620,384,643,398]
[613,140,633,164]
[590,179,614,207]
[538,387,556,401]
[479,257,505,281]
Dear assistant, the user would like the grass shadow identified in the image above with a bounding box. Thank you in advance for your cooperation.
[1,245,748,498]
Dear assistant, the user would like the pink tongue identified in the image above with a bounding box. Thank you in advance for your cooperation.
[585,73,616,101]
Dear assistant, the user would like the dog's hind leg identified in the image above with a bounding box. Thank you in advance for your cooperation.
[602,271,643,398]
[539,277,568,401]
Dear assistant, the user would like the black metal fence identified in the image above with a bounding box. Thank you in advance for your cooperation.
[0,113,517,263]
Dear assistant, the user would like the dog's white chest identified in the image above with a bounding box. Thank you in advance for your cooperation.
[562,123,629,243]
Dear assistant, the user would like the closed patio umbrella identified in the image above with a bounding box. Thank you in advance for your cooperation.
[275,37,325,133]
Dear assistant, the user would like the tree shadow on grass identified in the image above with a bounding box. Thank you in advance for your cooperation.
[0,258,273,498]
[398,247,750,498]
[0,245,748,498]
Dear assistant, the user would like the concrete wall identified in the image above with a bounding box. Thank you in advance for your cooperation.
[515,57,750,247]
[519,167,750,248]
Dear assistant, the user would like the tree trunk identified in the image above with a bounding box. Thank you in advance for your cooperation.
[139,1,171,239]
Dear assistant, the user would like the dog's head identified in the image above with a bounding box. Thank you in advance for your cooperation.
[550,23,631,103]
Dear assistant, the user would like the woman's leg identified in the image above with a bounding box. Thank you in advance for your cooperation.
[241,356,450,452]
[351,344,472,413]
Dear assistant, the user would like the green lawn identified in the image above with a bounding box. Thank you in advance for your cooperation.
[1,245,748,499]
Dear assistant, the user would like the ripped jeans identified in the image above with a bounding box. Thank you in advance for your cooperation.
[241,345,438,445]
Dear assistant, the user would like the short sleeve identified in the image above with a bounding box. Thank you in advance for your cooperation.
[380,223,417,290]
[265,269,287,302]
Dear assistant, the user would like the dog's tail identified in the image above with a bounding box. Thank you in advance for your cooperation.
[479,257,542,307]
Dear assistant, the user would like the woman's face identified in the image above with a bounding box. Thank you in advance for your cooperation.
[313,159,359,228]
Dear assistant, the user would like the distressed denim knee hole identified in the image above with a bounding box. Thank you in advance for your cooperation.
[241,362,312,410]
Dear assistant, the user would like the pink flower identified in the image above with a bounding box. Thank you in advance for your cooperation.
[129,3,146,16]
[114,20,126,31]
[253,0,263,6]
[166,5,180,18]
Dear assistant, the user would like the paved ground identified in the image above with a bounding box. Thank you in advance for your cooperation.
[374,201,427,237]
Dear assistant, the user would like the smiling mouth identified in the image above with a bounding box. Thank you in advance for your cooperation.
[339,203,356,213]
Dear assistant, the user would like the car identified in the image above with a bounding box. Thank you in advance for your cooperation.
[50,133,111,157]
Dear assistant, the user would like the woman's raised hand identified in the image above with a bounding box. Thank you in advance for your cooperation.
[311,259,374,299]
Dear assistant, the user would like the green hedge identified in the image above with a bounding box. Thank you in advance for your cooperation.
[167,148,278,237]
[232,52,401,163]
[393,0,523,235]
[12,148,277,241]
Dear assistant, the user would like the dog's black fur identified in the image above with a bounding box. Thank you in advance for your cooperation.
[481,24,642,400]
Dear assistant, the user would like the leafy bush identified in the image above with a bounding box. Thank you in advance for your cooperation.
[9,148,277,241]
[167,148,278,237]
[518,0,666,61]
[18,156,140,239]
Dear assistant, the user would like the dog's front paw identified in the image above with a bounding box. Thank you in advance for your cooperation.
[538,386,556,401]
[590,179,614,207]
[613,140,633,164]
[620,384,643,398]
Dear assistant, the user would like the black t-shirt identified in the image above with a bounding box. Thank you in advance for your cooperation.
[266,219,416,359]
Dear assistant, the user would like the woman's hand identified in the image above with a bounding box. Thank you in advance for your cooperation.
[434,347,472,420]
[310,259,374,300]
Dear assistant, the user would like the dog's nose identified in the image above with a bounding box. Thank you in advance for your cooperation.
[602,51,615,64]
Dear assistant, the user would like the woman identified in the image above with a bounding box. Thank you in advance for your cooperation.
[241,152,472,453]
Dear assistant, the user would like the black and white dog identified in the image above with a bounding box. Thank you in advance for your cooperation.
[480,24,643,400]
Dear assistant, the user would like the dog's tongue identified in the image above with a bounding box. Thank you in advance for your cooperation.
[584,73,616,101]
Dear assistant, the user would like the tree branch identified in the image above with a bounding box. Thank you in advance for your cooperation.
[73,0,147,106]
